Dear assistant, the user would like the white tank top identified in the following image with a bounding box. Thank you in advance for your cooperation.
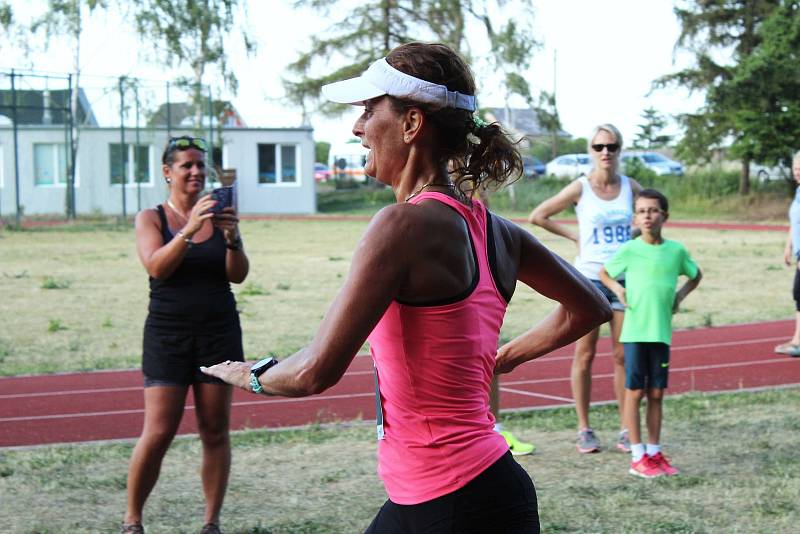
[574,175,633,279]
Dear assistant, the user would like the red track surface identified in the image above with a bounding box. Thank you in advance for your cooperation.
[2,320,799,448]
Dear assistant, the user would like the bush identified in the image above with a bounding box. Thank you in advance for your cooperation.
[484,177,574,215]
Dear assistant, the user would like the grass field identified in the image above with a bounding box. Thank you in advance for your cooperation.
[1,388,798,533]
[0,216,793,376]
[1,212,798,533]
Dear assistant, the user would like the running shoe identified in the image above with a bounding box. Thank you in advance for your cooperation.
[629,454,665,479]
[500,430,535,456]
[576,428,601,453]
[650,452,679,475]
[616,429,631,452]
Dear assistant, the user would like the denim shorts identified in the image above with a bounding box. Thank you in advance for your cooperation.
[624,342,670,390]
[590,279,625,312]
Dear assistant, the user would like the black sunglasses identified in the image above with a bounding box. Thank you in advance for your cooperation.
[591,143,620,153]
[168,136,208,152]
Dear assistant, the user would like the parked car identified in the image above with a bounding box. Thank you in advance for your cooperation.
[314,162,332,182]
[521,155,546,178]
[621,151,684,176]
[750,162,791,182]
[545,153,593,179]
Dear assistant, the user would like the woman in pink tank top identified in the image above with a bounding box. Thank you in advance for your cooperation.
[203,43,612,534]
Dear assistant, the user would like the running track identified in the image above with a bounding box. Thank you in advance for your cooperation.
[2,320,799,448]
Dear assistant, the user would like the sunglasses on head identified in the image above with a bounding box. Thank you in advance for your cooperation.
[168,137,208,152]
[591,143,620,153]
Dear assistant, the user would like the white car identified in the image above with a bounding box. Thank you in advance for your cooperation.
[750,162,791,182]
[621,151,684,176]
[545,153,593,179]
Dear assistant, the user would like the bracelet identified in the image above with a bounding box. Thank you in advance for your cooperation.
[226,236,243,251]
[177,230,194,248]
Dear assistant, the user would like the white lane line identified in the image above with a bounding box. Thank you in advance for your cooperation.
[0,370,376,399]
[0,335,782,399]
[538,336,787,363]
[0,391,375,423]
[6,356,795,423]
[499,386,572,403]
[0,386,144,399]
[503,357,795,387]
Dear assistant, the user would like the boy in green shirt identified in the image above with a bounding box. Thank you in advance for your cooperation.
[600,189,702,478]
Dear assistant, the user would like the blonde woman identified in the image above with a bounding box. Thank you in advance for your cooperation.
[529,124,642,453]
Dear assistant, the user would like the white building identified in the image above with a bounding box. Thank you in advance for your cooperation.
[0,125,317,216]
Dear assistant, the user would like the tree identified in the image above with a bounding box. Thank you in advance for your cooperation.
[315,141,331,165]
[654,0,780,194]
[0,2,11,30]
[534,90,561,159]
[30,0,109,218]
[133,0,255,129]
[719,1,800,175]
[284,0,538,120]
[633,107,672,149]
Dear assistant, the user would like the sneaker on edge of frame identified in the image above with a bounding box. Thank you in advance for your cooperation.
[576,428,601,453]
[629,454,665,479]
[650,452,679,475]
[500,430,535,456]
[616,429,631,452]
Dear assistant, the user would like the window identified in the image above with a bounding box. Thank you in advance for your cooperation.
[110,143,151,185]
[258,143,298,185]
[34,143,67,186]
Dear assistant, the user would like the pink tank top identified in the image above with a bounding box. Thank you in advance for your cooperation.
[367,192,510,505]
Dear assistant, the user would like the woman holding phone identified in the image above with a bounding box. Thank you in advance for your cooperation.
[202,43,611,533]
[122,136,249,534]
[528,124,642,454]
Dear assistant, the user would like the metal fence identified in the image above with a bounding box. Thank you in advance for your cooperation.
[0,69,217,224]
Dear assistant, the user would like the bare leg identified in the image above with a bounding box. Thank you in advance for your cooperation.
[124,385,188,525]
[572,326,600,430]
[645,388,664,445]
[193,382,234,526]
[608,311,626,430]
[791,311,800,345]
[625,388,644,445]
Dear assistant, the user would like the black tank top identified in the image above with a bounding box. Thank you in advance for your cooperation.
[146,204,237,332]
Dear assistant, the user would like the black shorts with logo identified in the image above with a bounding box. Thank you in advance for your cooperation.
[623,342,670,390]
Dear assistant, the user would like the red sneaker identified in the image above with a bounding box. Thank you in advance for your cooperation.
[650,452,679,475]
[629,454,665,479]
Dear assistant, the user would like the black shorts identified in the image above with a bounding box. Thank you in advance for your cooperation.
[142,322,244,387]
[363,451,539,534]
[624,342,670,390]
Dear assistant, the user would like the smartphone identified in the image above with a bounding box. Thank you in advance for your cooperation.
[210,186,234,214]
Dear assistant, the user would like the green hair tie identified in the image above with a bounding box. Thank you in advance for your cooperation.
[473,116,488,129]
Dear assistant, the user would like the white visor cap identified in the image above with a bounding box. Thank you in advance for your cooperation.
[321,58,476,111]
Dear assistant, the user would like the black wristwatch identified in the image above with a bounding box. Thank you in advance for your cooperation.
[249,357,278,394]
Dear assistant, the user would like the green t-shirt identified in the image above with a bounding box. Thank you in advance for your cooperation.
[604,238,698,345]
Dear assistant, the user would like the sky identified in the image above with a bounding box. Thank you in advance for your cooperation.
[4,0,704,148]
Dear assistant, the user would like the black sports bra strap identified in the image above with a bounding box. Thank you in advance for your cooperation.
[156,204,168,229]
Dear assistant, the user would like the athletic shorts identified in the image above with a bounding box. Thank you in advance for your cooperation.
[363,451,539,534]
[624,342,670,390]
[793,268,800,312]
[142,323,244,387]
[590,279,625,312]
